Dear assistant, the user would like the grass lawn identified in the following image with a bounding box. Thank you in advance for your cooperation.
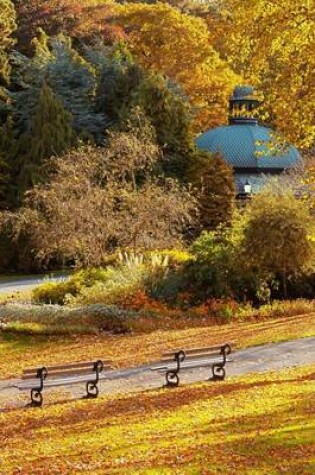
[0,364,314,474]
[0,312,314,380]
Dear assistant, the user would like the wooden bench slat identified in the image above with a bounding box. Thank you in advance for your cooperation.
[152,358,220,371]
[161,350,223,362]
[22,365,112,380]
[18,373,98,390]
[23,360,111,375]
[162,343,232,357]
[152,356,230,372]
[18,368,116,391]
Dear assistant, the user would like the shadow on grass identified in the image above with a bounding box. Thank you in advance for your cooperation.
[2,371,314,437]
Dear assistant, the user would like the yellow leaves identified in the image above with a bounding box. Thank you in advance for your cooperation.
[115,2,238,132]
[0,312,315,381]
[116,3,211,73]
[211,0,315,147]
[1,365,314,473]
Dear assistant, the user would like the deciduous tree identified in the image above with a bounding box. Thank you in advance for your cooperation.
[0,0,16,86]
[210,0,315,148]
[14,0,124,54]
[0,134,196,268]
[116,2,238,131]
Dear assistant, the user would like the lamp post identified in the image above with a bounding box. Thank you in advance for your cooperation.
[237,179,252,207]
[244,179,252,195]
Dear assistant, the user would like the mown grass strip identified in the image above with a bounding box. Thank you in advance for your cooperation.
[0,365,314,474]
[0,312,314,380]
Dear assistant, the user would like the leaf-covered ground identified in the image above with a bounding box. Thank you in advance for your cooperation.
[0,313,314,380]
[0,365,314,474]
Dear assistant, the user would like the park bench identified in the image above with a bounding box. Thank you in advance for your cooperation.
[151,343,232,387]
[16,359,112,407]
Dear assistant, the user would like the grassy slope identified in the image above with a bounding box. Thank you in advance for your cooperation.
[0,365,314,474]
[0,312,314,380]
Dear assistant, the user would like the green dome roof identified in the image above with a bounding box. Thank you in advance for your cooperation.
[195,124,300,170]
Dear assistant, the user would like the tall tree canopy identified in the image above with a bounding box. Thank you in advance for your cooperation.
[0,0,16,87]
[209,0,315,148]
[116,2,238,131]
[14,0,124,54]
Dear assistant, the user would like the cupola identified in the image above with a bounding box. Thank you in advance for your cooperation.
[195,86,301,194]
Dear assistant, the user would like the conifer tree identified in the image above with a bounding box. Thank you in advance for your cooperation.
[186,151,235,231]
[17,82,74,195]
[131,73,193,156]
[0,0,16,126]
[0,117,16,208]
[11,32,108,144]
[48,36,108,142]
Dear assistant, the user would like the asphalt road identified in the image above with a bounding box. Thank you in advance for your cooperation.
[0,273,69,294]
[0,336,314,410]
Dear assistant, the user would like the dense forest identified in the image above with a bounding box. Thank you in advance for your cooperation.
[0,0,314,277]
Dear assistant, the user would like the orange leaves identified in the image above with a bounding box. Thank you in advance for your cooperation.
[0,312,314,381]
[1,365,314,473]
[15,0,124,53]
[116,2,238,132]
[210,0,315,147]
[116,3,212,75]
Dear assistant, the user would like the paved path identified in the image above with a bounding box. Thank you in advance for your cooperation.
[0,336,314,410]
[0,273,69,294]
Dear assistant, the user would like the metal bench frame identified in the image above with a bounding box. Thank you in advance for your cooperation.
[153,343,232,388]
[18,359,107,407]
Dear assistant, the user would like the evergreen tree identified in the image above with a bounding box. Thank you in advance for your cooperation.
[10,32,109,144]
[16,82,74,196]
[131,74,194,179]
[0,117,16,208]
[9,30,53,136]
[187,151,235,231]
[0,0,16,125]
[130,73,193,156]
[95,44,144,127]
[47,36,108,142]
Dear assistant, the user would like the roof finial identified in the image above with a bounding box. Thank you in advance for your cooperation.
[229,85,261,125]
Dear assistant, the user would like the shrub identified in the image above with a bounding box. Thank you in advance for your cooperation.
[75,264,146,306]
[52,251,188,306]
[32,280,82,305]
[188,230,236,299]
[240,189,315,298]
[0,303,135,335]
[32,267,112,304]
[1,138,195,269]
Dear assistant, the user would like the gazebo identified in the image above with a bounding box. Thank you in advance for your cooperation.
[196,86,301,195]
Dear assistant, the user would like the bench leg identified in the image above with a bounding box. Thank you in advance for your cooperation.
[28,388,43,407]
[85,381,99,398]
[84,360,103,398]
[209,344,231,382]
[27,367,47,407]
[164,351,185,388]
[165,370,179,388]
[210,364,226,381]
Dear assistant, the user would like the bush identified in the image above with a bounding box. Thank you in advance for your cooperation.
[32,268,111,304]
[32,251,189,307]
[32,280,82,305]
[0,303,136,335]
[240,189,315,298]
[188,230,240,299]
